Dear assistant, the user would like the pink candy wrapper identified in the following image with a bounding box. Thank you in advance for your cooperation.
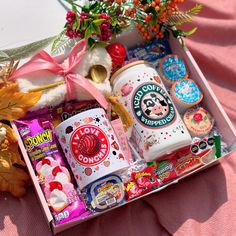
[15,114,90,225]
[111,118,133,164]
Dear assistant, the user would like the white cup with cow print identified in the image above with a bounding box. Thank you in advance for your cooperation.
[111,61,192,162]
[55,108,129,190]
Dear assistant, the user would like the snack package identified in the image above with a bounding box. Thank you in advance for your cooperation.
[51,100,100,127]
[126,38,171,68]
[175,140,216,177]
[85,174,125,212]
[148,158,178,184]
[15,115,90,225]
[124,180,145,201]
[132,166,161,189]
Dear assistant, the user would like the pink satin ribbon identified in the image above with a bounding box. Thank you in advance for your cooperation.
[10,39,108,110]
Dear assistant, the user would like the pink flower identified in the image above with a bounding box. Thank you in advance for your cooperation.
[99,22,111,41]
[66,11,76,23]
[193,113,203,122]
[80,12,89,20]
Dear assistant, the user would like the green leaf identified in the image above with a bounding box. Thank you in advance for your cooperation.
[90,2,99,11]
[97,41,109,47]
[183,27,198,36]
[51,35,76,55]
[72,5,77,12]
[171,27,197,38]
[145,6,156,15]
[85,25,93,39]
[92,19,105,26]
[171,29,182,38]
[91,22,101,35]
[82,5,90,13]
[167,4,202,26]
[150,13,158,27]
[51,30,66,53]
[113,24,122,34]
[88,37,96,49]
[80,19,89,31]
[71,18,80,32]
[110,18,118,27]
[76,19,81,31]
[90,42,96,50]
[72,22,77,31]
[0,36,56,62]
[141,0,148,5]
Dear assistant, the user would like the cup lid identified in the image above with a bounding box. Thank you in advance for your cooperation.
[110,60,150,85]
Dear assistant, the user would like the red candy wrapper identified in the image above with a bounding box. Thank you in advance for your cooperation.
[124,181,145,201]
[174,154,202,176]
[132,166,161,189]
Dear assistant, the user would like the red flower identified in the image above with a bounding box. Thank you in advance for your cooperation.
[66,11,76,23]
[100,13,110,20]
[193,113,203,122]
[65,29,75,39]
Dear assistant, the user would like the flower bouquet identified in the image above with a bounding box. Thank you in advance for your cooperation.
[52,0,202,51]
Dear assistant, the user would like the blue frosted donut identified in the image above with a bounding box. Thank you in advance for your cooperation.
[159,54,188,85]
[173,79,202,105]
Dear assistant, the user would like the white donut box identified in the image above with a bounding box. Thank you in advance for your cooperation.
[11,30,236,234]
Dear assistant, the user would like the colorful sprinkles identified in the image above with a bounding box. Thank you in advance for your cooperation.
[159,54,188,85]
[172,79,202,105]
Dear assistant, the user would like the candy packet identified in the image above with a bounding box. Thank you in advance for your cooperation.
[126,38,171,68]
[84,174,125,212]
[175,138,217,177]
[124,166,161,201]
[148,158,178,184]
[132,166,161,189]
[15,114,90,225]
[124,180,145,201]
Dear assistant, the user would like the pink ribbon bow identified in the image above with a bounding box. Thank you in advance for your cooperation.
[10,39,108,110]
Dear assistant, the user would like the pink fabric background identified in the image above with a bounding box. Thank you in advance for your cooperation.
[1,0,236,235]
